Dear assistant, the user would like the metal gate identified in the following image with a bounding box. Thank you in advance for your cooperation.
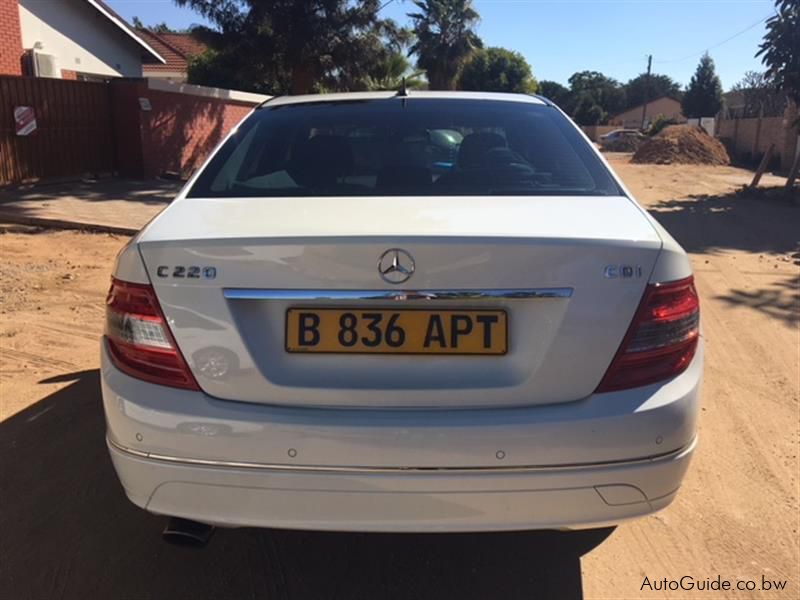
[0,76,114,185]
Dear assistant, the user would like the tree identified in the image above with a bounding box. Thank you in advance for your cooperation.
[459,47,537,93]
[729,71,786,117]
[681,53,723,118]
[131,16,184,33]
[624,73,681,108]
[568,70,626,118]
[364,52,426,91]
[150,22,181,33]
[538,80,573,111]
[408,0,482,90]
[175,0,403,95]
[188,49,264,93]
[758,0,799,183]
[572,92,606,125]
[757,0,800,105]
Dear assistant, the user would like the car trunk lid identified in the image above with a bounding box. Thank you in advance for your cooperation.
[138,194,661,408]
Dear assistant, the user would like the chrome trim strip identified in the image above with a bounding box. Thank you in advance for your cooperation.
[223,288,573,301]
[108,436,693,474]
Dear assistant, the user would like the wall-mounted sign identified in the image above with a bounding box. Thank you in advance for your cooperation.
[138,97,152,111]
[14,106,37,136]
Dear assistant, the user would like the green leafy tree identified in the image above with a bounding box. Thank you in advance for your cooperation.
[538,80,573,111]
[624,73,681,108]
[151,22,182,33]
[646,114,678,136]
[681,53,723,118]
[188,49,260,92]
[572,92,606,125]
[131,16,185,33]
[568,70,626,118]
[408,0,483,90]
[175,0,404,94]
[757,0,799,108]
[459,47,537,93]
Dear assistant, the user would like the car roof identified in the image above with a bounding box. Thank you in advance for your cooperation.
[262,90,549,108]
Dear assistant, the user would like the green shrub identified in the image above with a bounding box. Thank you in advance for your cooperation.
[647,114,678,136]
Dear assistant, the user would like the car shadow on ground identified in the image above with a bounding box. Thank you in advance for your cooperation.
[0,370,613,600]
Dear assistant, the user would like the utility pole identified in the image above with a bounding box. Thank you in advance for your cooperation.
[641,54,652,130]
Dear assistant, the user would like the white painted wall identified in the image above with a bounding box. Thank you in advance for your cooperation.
[18,0,143,78]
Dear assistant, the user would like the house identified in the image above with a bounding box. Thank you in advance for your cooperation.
[136,29,207,82]
[0,0,164,80]
[608,96,685,129]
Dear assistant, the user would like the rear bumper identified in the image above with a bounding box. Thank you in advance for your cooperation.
[108,436,694,531]
[101,340,702,531]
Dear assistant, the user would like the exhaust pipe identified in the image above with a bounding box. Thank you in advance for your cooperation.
[162,517,215,547]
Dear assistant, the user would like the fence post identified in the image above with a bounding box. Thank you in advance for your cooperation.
[748,143,774,189]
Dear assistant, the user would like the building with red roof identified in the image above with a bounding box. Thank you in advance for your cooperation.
[136,29,207,83]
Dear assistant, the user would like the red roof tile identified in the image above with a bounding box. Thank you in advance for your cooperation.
[157,32,207,58]
[136,30,207,74]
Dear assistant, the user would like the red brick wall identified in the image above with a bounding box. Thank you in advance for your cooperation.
[140,89,252,178]
[61,70,78,80]
[0,0,23,75]
[2,76,258,183]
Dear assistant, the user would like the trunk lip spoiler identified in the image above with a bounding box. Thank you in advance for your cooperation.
[222,288,573,301]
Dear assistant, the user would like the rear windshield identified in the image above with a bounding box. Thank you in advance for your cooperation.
[188,98,622,198]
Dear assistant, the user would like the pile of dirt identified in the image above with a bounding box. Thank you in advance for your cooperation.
[632,125,730,165]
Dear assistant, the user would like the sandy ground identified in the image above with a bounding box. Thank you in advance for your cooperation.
[0,155,797,599]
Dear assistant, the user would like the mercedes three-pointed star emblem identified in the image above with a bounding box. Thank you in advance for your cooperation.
[377,248,415,284]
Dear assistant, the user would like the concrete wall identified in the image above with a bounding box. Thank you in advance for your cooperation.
[18,0,143,78]
[0,0,22,75]
[717,110,796,171]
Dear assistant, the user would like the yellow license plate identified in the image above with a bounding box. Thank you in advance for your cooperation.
[286,308,507,355]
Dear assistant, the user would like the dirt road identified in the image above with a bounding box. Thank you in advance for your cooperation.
[0,156,797,599]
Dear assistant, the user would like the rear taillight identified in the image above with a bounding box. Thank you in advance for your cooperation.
[105,278,199,390]
[596,276,699,393]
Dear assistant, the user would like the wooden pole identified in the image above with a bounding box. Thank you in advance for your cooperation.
[749,143,774,189]
[640,55,652,131]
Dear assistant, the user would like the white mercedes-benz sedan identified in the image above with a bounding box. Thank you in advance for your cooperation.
[101,91,702,535]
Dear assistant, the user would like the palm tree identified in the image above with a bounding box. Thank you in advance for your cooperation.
[365,52,427,90]
[408,0,482,90]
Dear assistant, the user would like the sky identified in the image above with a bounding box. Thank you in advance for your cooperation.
[106,0,777,90]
